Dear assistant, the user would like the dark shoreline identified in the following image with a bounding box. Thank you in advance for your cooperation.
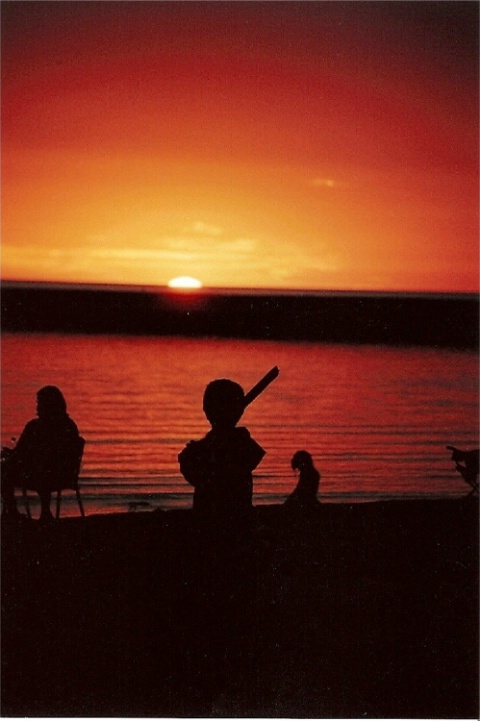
[2,281,478,348]
[2,498,478,717]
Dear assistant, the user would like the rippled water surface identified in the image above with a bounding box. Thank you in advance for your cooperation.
[2,333,478,516]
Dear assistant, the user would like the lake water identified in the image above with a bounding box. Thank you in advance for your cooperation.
[1,333,478,517]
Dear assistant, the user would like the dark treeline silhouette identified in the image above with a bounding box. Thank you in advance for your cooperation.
[2,282,478,349]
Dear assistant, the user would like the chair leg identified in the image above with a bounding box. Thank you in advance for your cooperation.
[76,488,85,517]
[54,489,85,518]
[22,488,31,519]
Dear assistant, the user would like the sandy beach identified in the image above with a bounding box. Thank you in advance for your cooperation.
[2,498,478,718]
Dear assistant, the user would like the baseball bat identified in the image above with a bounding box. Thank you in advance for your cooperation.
[243,366,279,407]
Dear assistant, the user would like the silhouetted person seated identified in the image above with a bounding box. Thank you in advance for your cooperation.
[446,445,479,496]
[284,450,321,512]
[178,378,265,527]
[1,386,80,523]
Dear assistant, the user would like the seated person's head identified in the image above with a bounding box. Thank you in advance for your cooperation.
[203,379,245,429]
[291,450,313,471]
[37,385,67,419]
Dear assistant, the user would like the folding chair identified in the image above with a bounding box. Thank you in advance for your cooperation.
[446,445,479,497]
[22,436,86,519]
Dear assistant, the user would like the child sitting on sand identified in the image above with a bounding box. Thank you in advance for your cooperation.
[285,450,321,511]
[178,378,265,523]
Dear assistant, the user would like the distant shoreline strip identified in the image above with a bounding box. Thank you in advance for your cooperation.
[2,281,478,349]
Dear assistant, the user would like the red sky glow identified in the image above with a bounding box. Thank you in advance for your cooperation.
[2,1,478,292]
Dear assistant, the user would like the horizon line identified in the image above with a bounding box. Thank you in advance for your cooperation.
[1,278,478,301]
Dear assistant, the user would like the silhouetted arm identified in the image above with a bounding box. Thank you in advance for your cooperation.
[178,440,211,487]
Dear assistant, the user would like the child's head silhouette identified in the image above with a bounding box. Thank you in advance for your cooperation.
[291,450,313,471]
[203,379,245,429]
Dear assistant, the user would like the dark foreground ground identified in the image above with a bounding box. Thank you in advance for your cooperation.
[2,499,478,718]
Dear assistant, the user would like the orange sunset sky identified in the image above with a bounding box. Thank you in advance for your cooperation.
[2,1,478,292]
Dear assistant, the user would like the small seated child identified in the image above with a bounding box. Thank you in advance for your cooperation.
[285,450,321,511]
[178,378,265,523]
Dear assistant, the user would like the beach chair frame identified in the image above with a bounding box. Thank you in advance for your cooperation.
[22,436,86,519]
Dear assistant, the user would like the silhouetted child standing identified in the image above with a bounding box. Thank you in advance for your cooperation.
[178,379,265,524]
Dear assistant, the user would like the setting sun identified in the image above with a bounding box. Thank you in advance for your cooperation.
[168,276,203,289]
